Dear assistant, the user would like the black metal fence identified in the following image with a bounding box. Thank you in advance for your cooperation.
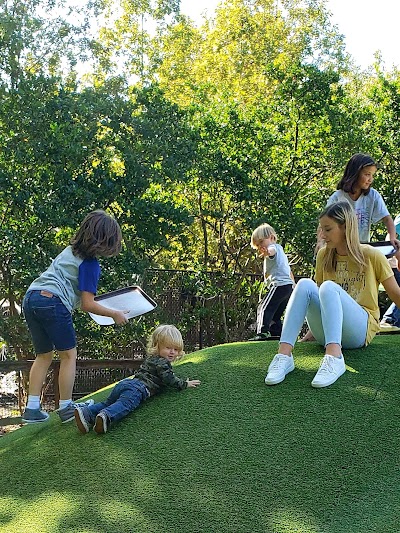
[1,268,263,422]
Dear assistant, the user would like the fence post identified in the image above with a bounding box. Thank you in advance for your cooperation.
[53,361,60,409]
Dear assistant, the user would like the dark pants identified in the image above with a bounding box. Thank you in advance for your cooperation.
[257,284,293,335]
[382,268,400,326]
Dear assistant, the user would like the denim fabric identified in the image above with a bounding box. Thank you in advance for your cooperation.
[382,302,400,327]
[280,278,368,349]
[22,290,76,353]
[382,268,400,326]
[88,379,149,424]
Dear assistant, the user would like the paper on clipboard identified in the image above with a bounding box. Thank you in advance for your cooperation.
[89,286,157,326]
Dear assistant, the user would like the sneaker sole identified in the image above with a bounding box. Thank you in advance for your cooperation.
[58,399,95,423]
[311,368,346,388]
[74,407,90,434]
[93,415,107,434]
[250,337,279,342]
[60,414,75,424]
[264,363,295,385]
[21,416,49,424]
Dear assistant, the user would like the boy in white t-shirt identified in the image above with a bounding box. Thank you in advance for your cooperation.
[249,223,295,341]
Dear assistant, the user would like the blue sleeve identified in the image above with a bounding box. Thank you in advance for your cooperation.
[78,259,101,294]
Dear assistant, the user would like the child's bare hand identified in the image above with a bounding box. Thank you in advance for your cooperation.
[393,239,400,253]
[113,310,129,325]
[186,379,201,388]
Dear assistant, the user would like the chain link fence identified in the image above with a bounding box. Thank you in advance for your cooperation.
[1,268,263,421]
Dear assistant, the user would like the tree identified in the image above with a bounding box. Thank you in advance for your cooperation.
[0,78,198,362]
[89,0,180,82]
[156,0,349,107]
[0,0,92,88]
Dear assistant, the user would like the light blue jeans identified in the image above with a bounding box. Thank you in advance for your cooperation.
[280,279,368,349]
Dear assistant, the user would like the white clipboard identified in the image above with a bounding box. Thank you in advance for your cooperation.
[89,286,157,326]
[367,241,397,258]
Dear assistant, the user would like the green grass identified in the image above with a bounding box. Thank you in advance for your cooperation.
[1,336,400,533]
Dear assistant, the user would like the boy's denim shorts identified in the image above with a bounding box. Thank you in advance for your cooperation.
[23,290,76,354]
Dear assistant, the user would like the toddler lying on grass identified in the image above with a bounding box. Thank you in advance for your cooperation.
[74,325,201,434]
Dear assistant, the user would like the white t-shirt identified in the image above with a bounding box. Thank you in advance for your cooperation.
[28,246,101,312]
[263,243,293,287]
[327,188,389,242]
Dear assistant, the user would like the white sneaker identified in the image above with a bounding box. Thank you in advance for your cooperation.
[380,321,400,333]
[311,354,346,388]
[265,354,295,385]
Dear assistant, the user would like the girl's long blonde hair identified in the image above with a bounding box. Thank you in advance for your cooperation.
[319,201,366,273]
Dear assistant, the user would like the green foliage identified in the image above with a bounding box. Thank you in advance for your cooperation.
[0,79,197,357]
[0,0,91,86]
[1,0,400,366]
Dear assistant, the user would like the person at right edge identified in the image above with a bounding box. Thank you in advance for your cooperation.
[380,214,400,332]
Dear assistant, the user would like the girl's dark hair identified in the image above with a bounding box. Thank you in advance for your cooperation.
[336,153,377,195]
[71,210,122,259]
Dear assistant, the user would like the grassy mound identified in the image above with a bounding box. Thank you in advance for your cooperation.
[1,336,400,533]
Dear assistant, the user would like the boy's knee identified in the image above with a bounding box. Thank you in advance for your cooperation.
[58,348,77,361]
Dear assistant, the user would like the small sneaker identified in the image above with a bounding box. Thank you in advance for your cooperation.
[74,405,95,434]
[250,332,271,341]
[311,354,346,388]
[379,321,400,333]
[93,411,109,434]
[264,354,295,385]
[57,399,95,424]
[21,408,49,424]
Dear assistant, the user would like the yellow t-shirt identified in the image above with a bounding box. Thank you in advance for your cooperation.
[315,245,393,345]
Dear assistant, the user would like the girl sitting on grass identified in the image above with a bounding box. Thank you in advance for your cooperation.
[265,201,400,388]
[74,325,201,434]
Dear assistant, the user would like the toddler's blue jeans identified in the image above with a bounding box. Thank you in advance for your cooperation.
[88,379,150,423]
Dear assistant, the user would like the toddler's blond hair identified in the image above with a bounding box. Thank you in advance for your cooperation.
[250,223,277,249]
[147,325,184,358]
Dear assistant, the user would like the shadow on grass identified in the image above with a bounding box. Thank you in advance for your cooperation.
[1,336,400,532]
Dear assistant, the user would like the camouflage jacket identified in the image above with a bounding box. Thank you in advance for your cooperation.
[132,355,187,396]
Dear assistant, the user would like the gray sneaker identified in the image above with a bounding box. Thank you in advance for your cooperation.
[74,404,95,434]
[57,399,95,424]
[93,411,109,434]
[21,408,49,424]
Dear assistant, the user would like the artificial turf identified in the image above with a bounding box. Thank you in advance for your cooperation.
[1,336,400,533]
